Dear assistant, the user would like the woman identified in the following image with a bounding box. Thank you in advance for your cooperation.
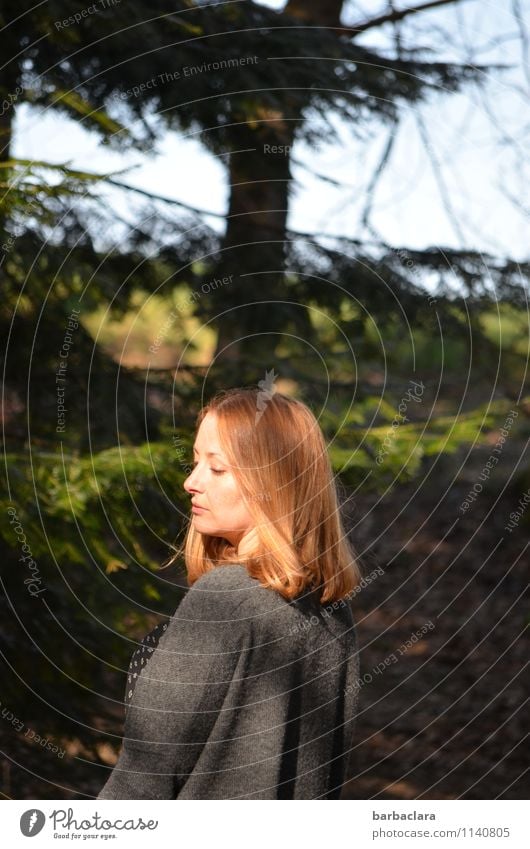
[98,387,362,800]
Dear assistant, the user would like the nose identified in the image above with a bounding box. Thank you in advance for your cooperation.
[184,465,203,494]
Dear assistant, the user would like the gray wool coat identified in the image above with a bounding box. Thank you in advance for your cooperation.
[97,563,360,800]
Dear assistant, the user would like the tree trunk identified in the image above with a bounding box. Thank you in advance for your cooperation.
[210,0,346,375]
[0,53,21,238]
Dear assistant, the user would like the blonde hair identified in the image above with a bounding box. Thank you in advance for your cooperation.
[169,387,362,604]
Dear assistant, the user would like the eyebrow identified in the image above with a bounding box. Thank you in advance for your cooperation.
[193,446,224,458]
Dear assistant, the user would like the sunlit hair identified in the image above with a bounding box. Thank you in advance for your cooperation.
[169,387,362,604]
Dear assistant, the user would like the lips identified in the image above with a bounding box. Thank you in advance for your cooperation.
[191,503,208,511]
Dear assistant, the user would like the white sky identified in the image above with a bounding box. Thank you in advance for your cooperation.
[14,0,530,267]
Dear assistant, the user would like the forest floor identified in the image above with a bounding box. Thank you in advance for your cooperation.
[343,438,529,800]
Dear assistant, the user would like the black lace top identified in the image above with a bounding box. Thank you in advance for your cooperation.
[124,620,169,709]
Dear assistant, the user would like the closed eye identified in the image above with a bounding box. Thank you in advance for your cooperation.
[191,462,225,475]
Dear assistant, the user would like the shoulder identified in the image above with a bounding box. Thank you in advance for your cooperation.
[174,564,260,623]
[192,563,258,594]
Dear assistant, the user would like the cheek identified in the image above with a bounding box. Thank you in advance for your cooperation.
[210,480,243,511]
[209,477,250,517]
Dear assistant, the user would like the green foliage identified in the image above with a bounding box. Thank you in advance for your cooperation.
[480,303,530,354]
[327,400,509,490]
[0,158,127,227]
[0,439,191,748]
[2,440,189,573]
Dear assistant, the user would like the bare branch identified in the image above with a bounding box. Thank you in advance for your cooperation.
[291,157,347,188]
[360,121,399,232]
[511,0,530,92]
[414,110,467,245]
[350,0,476,37]
[498,182,530,221]
[107,177,225,219]
[388,0,404,58]
[356,3,404,231]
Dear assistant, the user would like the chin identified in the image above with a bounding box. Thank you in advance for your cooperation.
[192,516,211,528]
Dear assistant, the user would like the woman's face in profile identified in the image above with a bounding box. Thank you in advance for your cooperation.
[183,412,255,548]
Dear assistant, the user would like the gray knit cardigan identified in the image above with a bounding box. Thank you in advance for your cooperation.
[97,563,360,800]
